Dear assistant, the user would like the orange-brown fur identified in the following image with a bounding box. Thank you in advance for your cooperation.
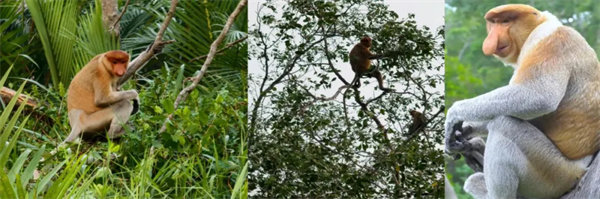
[68,51,129,113]
[349,36,374,74]
[348,36,388,90]
[522,28,600,159]
[409,110,426,133]
[65,50,136,140]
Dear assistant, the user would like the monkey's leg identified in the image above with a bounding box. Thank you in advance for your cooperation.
[349,74,361,88]
[106,100,134,139]
[467,116,586,199]
[371,70,391,91]
[64,109,86,143]
[64,107,114,143]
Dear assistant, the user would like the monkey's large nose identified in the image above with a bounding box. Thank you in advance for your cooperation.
[115,69,125,76]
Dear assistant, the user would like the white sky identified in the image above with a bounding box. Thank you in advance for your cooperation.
[386,0,444,29]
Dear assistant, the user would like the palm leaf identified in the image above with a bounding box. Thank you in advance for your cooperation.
[74,0,120,67]
[26,0,78,87]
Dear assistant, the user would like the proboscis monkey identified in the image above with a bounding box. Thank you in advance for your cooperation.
[445,4,600,198]
[65,50,139,143]
[408,110,426,134]
[349,36,391,91]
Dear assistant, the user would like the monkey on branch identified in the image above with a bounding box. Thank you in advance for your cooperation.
[349,36,392,91]
[64,50,139,143]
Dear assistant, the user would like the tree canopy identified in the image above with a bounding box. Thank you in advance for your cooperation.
[249,0,445,197]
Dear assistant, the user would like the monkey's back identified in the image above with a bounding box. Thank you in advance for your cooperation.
[67,55,103,114]
[349,44,371,74]
[526,26,600,159]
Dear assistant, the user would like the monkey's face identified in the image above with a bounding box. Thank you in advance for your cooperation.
[483,4,544,64]
[360,36,372,48]
[104,51,130,77]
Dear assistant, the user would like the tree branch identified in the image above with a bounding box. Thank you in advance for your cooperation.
[299,84,351,114]
[109,0,130,33]
[159,0,248,132]
[189,35,248,63]
[117,0,179,86]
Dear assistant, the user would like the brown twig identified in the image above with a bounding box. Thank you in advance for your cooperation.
[189,36,248,63]
[159,0,248,132]
[117,0,179,86]
[109,0,130,33]
[299,84,351,114]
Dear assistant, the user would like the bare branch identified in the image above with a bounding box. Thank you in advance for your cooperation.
[299,84,351,114]
[189,36,248,63]
[117,0,179,86]
[159,0,248,132]
[109,0,130,33]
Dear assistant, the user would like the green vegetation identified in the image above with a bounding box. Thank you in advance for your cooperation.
[0,0,247,198]
[445,0,599,198]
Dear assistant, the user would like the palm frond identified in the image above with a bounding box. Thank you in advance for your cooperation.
[166,0,248,86]
[74,0,120,67]
[25,0,78,87]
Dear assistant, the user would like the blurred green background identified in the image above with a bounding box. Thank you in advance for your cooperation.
[445,0,600,197]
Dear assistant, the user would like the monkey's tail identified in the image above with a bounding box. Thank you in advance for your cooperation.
[131,98,140,115]
[349,74,359,88]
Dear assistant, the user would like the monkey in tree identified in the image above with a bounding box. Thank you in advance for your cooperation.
[349,36,391,91]
[445,4,600,198]
[408,110,426,134]
[64,50,139,143]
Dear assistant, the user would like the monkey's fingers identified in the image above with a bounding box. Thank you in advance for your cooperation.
[464,151,484,172]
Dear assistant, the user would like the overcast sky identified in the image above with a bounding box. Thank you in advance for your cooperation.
[385,0,444,29]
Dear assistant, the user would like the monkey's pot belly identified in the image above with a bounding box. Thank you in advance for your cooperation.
[533,101,600,160]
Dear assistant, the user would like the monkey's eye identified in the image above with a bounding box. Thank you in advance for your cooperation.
[501,19,510,23]
[113,61,117,64]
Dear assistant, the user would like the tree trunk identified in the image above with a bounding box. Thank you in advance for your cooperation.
[561,155,600,198]
[101,0,119,35]
[0,87,37,107]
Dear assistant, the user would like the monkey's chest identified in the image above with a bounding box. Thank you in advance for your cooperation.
[67,86,102,113]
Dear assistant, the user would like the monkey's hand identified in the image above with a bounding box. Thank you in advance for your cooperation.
[461,137,485,172]
[124,89,139,100]
[445,105,467,154]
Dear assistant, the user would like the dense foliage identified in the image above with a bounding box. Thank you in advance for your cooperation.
[249,0,444,197]
[445,0,599,198]
[0,0,247,198]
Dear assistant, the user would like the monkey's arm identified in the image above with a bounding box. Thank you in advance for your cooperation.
[93,78,138,106]
[369,54,384,59]
[445,66,570,150]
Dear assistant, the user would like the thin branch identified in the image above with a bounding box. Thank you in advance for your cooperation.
[249,36,331,134]
[299,84,351,114]
[159,0,248,132]
[189,36,248,63]
[109,0,130,32]
[117,0,179,86]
